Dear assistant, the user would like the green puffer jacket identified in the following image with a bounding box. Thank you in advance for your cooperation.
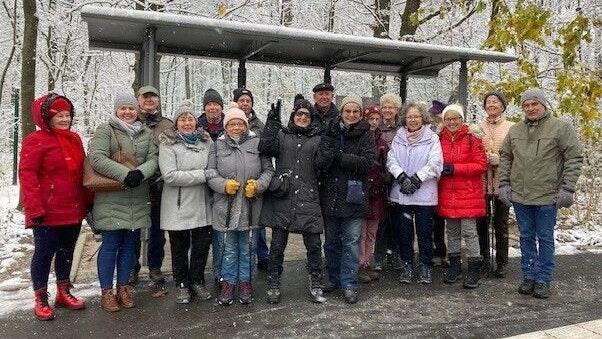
[499,113,583,205]
[90,122,158,231]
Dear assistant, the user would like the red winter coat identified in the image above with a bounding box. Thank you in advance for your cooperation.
[437,124,487,219]
[18,94,90,228]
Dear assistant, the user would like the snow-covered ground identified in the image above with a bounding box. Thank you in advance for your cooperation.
[0,184,600,318]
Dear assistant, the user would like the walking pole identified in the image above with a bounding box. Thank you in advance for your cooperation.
[246,183,256,290]
[219,194,234,284]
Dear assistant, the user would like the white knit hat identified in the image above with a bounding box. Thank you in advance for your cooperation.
[442,104,464,120]
[223,102,248,128]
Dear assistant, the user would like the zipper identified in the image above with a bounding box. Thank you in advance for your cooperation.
[536,139,540,156]
[177,187,182,208]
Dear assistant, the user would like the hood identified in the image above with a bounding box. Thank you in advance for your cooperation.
[285,109,319,136]
[31,93,74,131]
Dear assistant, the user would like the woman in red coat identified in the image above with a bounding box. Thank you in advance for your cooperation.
[437,104,487,289]
[19,93,90,321]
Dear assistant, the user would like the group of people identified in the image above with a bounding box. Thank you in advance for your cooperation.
[19,81,582,321]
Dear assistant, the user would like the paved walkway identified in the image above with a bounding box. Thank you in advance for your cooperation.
[506,319,602,338]
[0,252,601,338]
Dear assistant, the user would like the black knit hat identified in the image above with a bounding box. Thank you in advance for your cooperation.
[232,88,253,105]
[483,91,507,111]
[203,88,223,109]
[293,99,315,117]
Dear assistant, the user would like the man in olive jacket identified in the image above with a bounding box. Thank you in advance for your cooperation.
[499,88,583,299]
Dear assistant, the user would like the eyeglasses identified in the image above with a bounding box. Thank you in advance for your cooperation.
[406,115,422,121]
[295,111,311,118]
[226,121,246,128]
[444,117,462,122]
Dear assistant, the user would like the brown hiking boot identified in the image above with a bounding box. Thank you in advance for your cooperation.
[358,268,372,284]
[116,285,135,309]
[100,289,120,312]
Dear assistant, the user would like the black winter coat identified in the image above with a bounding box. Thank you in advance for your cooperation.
[258,117,334,233]
[311,103,338,133]
[319,119,375,218]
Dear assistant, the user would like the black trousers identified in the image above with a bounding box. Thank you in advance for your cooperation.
[168,227,212,286]
[374,204,400,263]
[267,228,322,277]
[433,212,447,258]
[476,195,510,265]
[31,225,81,290]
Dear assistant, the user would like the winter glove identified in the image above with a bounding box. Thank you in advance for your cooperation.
[396,173,414,194]
[488,153,500,166]
[294,93,305,104]
[441,164,454,176]
[32,216,44,226]
[225,179,240,196]
[244,179,258,198]
[409,174,422,191]
[123,169,144,188]
[498,184,512,207]
[267,99,282,122]
[556,188,574,209]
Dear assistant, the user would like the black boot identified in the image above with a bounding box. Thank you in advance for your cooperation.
[266,274,281,304]
[463,259,482,289]
[308,272,326,303]
[444,255,462,284]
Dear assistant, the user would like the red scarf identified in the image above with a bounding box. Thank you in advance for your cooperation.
[53,129,85,183]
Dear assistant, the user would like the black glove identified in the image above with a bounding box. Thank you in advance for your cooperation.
[32,216,44,225]
[409,174,422,191]
[124,169,144,188]
[396,173,413,194]
[267,99,282,121]
[442,164,454,176]
[294,93,305,104]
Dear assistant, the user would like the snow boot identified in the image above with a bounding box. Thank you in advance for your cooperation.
[34,288,55,321]
[116,284,135,308]
[100,288,120,312]
[463,259,481,289]
[55,281,86,310]
[308,273,326,303]
[266,274,281,304]
[239,281,253,304]
[444,255,462,284]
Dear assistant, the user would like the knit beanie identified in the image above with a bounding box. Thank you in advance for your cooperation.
[428,100,446,116]
[232,88,253,104]
[363,105,381,119]
[483,91,508,111]
[203,88,223,109]
[223,102,248,128]
[293,99,315,116]
[340,96,363,112]
[174,100,196,119]
[520,88,548,110]
[442,104,464,120]
[113,91,139,113]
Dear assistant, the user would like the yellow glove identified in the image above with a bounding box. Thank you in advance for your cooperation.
[225,179,240,196]
[244,179,258,198]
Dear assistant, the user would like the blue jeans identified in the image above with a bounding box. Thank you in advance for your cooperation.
[98,229,140,289]
[324,217,363,290]
[394,204,434,266]
[513,203,557,283]
[31,226,81,290]
[256,228,270,263]
[221,230,257,284]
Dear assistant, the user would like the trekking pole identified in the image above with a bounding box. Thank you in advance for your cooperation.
[246,182,256,290]
[489,197,495,274]
[219,194,234,284]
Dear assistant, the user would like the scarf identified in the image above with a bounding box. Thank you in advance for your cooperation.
[406,125,425,144]
[139,110,162,128]
[109,115,144,139]
[53,129,85,184]
[485,115,502,125]
[179,131,199,144]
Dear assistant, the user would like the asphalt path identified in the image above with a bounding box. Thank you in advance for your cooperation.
[0,253,600,338]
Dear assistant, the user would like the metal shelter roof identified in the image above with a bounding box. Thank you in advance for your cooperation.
[80,6,516,77]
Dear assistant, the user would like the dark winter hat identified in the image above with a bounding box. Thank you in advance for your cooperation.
[137,85,159,97]
[312,83,335,93]
[428,100,446,116]
[363,105,382,119]
[483,91,507,111]
[520,88,549,110]
[232,88,253,105]
[203,88,223,109]
[293,99,315,117]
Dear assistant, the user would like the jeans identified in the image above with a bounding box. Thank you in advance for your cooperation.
[98,229,140,289]
[324,216,362,290]
[476,196,510,264]
[513,203,557,283]
[221,230,257,284]
[31,226,81,290]
[432,212,447,258]
[256,228,270,263]
[133,204,165,271]
[268,228,322,277]
[359,219,379,268]
[168,227,212,286]
[394,204,434,266]
[446,218,480,259]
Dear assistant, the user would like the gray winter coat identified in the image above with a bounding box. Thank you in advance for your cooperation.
[258,117,334,233]
[158,129,215,231]
[207,131,274,232]
[90,122,158,231]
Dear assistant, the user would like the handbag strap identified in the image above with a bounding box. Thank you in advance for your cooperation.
[110,126,123,152]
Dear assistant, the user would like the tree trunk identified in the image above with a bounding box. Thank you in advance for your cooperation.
[21,0,38,138]
[184,58,191,99]
[0,0,18,108]
[46,0,56,91]
[371,0,391,99]
[399,0,421,38]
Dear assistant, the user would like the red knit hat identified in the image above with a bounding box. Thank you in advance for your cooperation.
[47,97,72,117]
[363,105,382,119]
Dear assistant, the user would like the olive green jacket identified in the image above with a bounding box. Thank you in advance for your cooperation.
[499,113,583,205]
[90,122,158,231]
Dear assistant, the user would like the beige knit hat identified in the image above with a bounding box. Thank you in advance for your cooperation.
[340,96,363,111]
[223,102,248,128]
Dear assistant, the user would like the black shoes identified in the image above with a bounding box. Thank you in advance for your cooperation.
[518,279,535,295]
[444,255,462,284]
[463,259,481,289]
[533,282,551,299]
[398,261,412,284]
[342,289,358,304]
[494,264,506,278]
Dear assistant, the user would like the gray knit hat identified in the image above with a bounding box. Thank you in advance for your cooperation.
[174,100,196,119]
[113,91,138,113]
[483,91,507,111]
[521,88,548,110]
[203,88,223,109]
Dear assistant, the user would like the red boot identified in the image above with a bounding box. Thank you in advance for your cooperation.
[34,288,55,321]
[55,281,86,310]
